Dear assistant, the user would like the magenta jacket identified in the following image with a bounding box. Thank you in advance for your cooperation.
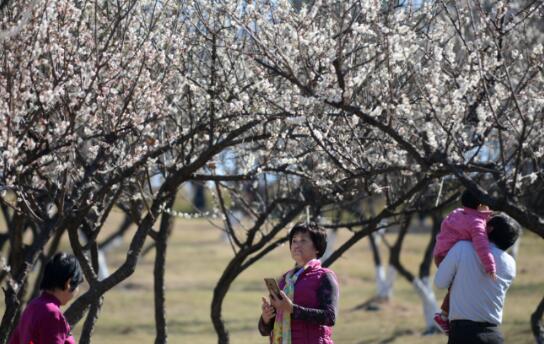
[8,293,75,344]
[259,261,339,344]
[434,207,495,273]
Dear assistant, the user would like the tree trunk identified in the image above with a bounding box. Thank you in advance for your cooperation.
[0,219,56,344]
[0,208,14,285]
[78,297,103,344]
[412,277,440,331]
[0,279,25,344]
[78,242,103,344]
[211,291,229,344]
[531,296,544,344]
[389,217,414,281]
[388,215,440,333]
[6,214,25,284]
[0,203,12,265]
[211,261,242,344]
[368,232,397,300]
[369,232,382,266]
[154,195,175,344]
[368,233,389,299]
[211,233,295,343]
[418,212,440,279]
[417,212,442,333]
[382,265,397,300]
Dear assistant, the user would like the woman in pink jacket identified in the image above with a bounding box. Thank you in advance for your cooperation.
[9,253,84,344]
[433,189,495,334]
[258,223,339,344]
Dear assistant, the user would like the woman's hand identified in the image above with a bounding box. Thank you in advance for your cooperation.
[261,297,276,324]
[270,291,293,314]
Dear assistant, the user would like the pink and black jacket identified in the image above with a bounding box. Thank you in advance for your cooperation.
[258,261,339,344]
[8,293,75,344]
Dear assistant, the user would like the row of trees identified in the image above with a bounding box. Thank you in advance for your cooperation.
[1,0,543,343]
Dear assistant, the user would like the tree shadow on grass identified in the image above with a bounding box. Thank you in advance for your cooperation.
[350,297,411,314]
[355,328,418,344]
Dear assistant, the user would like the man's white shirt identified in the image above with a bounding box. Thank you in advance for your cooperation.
[434,241,516,325]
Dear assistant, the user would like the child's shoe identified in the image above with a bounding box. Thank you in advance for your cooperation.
[433,312,450,335]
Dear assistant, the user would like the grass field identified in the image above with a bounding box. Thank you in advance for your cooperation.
[3,209,543,343]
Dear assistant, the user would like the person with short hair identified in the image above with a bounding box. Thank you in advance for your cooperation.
[434,213,521,344]
[258,223,339,343]
[9,252,84,344]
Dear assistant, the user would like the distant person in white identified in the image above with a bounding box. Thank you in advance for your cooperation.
[434,214,521,344]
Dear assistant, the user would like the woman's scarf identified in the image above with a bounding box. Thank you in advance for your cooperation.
[272,259,321,344]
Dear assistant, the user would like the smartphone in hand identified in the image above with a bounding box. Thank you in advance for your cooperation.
[264,278,283,300]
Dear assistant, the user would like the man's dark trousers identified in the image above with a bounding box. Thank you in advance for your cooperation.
[448,320,504,344]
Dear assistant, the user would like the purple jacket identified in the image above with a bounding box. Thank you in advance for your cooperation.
[8,293,75,344]
[259,261,339,344]
[433,207,495,273]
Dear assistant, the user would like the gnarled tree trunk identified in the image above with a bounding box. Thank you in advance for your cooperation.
[154,195,176,344]
[531,296,544,344]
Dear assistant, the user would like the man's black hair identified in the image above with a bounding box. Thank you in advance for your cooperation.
[40,252,84,292]
[461,189,481,209]
[488,214,521,251]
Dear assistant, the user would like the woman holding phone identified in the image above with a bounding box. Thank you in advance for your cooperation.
[258,223,339,344]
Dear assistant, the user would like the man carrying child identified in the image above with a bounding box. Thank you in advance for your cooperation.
[435,212,520,344]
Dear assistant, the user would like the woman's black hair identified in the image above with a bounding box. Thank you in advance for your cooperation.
[288,223,328,259]
[40,252,84,292]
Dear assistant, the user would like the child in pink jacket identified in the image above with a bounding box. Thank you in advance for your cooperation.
[433,189,495,334]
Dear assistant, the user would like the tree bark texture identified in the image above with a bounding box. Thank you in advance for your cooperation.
[532,296,544,344]
[0,219,57,344]
[154,195,176,344]
[369,232,382,267]
[78,297,103,344]
[77,241,104,344]
[419,212,441,279]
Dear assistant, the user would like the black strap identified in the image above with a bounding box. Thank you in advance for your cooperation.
[451,319,498,328]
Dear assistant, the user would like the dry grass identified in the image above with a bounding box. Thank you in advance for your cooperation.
[2,209,542,343]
